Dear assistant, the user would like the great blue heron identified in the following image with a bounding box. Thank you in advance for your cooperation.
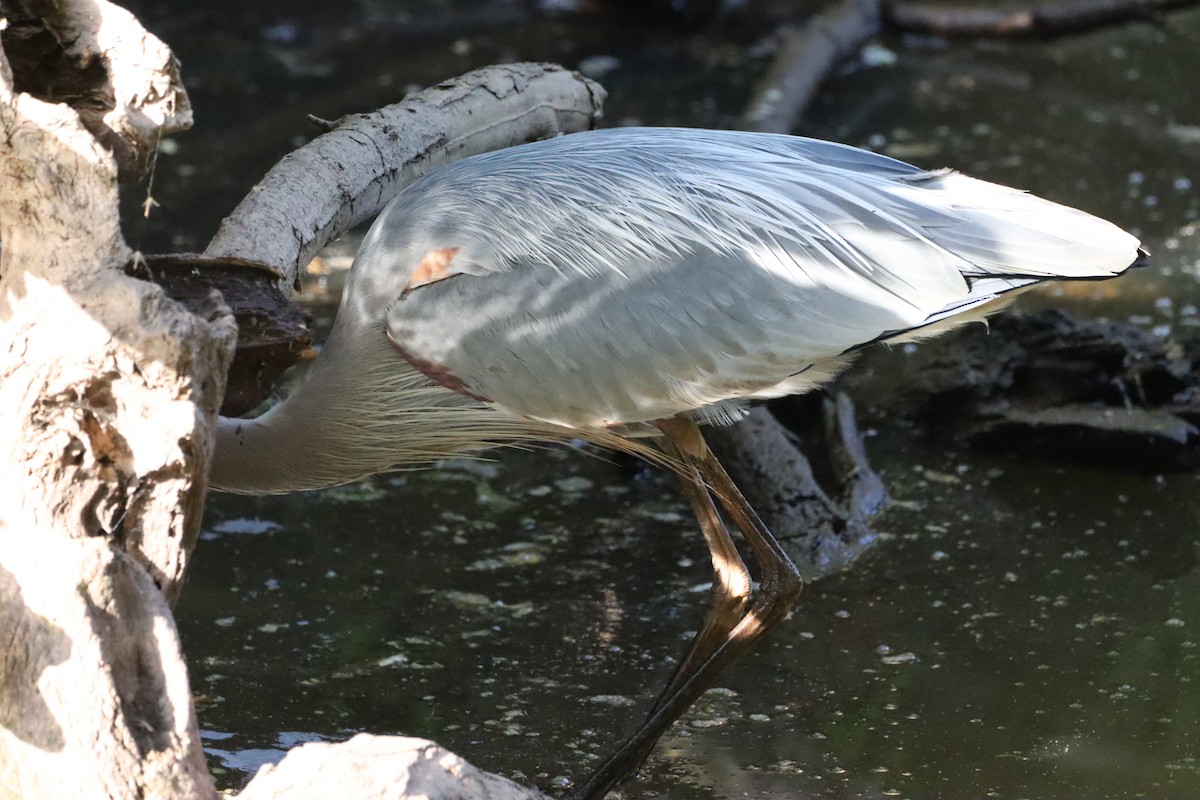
[210,127,1142,799]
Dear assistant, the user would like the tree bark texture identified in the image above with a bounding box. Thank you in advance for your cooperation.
[0,1,232,798]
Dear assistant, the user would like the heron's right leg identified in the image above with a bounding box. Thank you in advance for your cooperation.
[643,457,751,717]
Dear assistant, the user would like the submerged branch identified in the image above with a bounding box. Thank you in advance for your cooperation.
[884,0,1200,38]
[744,0,883,134]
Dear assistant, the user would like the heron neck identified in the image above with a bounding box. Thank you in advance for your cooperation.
[207,318,569,495]
[210,407,345,494]
[209,317,404,493]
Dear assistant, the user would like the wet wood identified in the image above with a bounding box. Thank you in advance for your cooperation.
[136,254,313,416]
[719,0,890,574]
[969,406,1198,470]
[744,0,883,134]
[852,310,1200,470]
[706,402,886,578]
[884,0,1200,38]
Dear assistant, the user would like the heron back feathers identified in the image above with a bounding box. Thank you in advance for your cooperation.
[378,128,1141,428]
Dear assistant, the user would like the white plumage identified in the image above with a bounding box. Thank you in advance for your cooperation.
[209,127,1141,799]
[213,127,1141,492]
[373,128,1138,428]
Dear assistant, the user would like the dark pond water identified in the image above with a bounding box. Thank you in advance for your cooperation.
[191,440,1200,799]
[145,0,1200,797]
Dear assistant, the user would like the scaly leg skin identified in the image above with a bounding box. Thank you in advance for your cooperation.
[641,458,751,719]
[572,416,805,800]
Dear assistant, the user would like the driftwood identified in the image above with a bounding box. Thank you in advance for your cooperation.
[707,399,887,579]
[884,0,1200,38]
[203,62,605,291]
[852,311,1200,470]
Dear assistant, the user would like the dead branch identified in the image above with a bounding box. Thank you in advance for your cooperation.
[158,63,605,415]
[884,0,1200,38]
[743,0,882,134]
[137,254,313,416]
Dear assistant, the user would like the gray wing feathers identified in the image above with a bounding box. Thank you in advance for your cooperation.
[382,128,1140,428]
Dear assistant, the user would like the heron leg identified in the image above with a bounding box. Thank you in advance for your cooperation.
[643,457,751,717]
[573,416,804,800]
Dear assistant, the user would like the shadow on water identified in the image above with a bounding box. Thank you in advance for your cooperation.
[155,1,1200,797]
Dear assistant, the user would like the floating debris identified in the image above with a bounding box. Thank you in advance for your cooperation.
[376,653,409,668]
[881,652,920,665]
[586,695,637,707]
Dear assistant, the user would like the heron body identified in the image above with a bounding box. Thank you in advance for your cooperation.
[211,127,1142,798]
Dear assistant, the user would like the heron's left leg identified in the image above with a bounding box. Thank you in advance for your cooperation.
[573,416,803,800]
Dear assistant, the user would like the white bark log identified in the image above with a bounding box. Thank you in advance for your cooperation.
[0,2,230,798]
[203,62,606,291]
